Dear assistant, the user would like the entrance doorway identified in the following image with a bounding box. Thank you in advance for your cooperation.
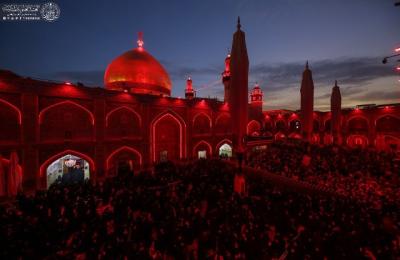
[46,154,89,188]
[198,150,207,159]
[219,143,232,158]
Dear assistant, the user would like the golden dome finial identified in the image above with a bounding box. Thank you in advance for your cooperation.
[137,32,144,48]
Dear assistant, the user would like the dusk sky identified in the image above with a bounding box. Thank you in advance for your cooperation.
[1,0,399,111]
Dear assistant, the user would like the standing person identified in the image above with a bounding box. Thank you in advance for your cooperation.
[7,152,17,196]
[10,151,23,193]
[234,171,247,197]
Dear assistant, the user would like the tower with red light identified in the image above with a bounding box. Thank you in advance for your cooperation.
[222,53,231,103]
[331,80,342,144]
[250,83,263,114]
[185,76,195,99]
[229,17,249,156]
[300,61,314,141]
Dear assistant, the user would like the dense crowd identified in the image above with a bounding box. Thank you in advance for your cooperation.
[0,158,399,259]
[248,142,400,206]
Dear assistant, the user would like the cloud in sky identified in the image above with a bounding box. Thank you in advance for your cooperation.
[247,56,397,111]
[43,55,398,111]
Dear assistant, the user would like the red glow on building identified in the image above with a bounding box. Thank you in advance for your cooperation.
[185,77,195,99]
[195,99,208,108]
[104,33,172,96]
[39,149,96,177]
[0,98,22,124]
[38,100,95,125]
[0,24,399,192]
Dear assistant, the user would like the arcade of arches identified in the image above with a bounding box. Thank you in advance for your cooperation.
[0,77,399,190]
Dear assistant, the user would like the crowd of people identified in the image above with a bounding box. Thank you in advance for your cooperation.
[248,142,400,206]
[0,158,399,259]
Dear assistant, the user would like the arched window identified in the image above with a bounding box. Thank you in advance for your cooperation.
[151,112,185,162]
[39,101,94,142]
[215,114,231,134]
[106,107,141,138]
[0,99,21,143]
[247,120,261,136]
[106,146,142,176]
[193,113,211,135]
[347,117,368,134]
[376,116,400,133]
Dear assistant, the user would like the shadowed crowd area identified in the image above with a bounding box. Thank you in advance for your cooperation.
[0,149,399,259]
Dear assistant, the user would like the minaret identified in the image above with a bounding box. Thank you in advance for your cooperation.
[229,17,249,157]
[222,53,231,103]
[250,83,263,114]
[185,76,195,99]
[331,80,342,144]
[300,61,314,141]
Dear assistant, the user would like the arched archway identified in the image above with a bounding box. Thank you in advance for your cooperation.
[216,139,232,158]
[275,132,286,141]
[106,106,141,138]
[376,115,400,133]
[375,115,400,151]
[151,111,186,162]
[39,100,94,124]
[247,120,261,136]
[39,101,94,142]
[215,113,231,134]
[219,143,232,158]
[193,112,212,135]
[40,150,94,188]
[347,116,369,134]
[275,120,286,132]
[0,99,21,143]
[347,135,368,148]
[106,146,142,176]
[193,141,212,159]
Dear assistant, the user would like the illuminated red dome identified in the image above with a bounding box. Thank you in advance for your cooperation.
[104,34,172,96]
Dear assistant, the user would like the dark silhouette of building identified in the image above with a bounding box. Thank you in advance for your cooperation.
[300,61,314,141]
